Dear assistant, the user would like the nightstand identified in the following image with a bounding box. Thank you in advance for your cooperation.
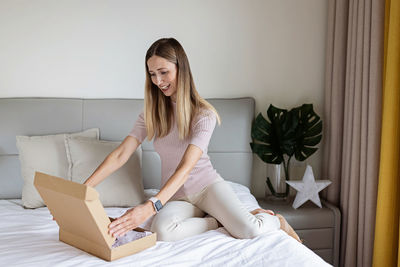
[257,198,340,267]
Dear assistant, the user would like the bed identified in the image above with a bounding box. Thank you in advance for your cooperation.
[0,97,331,266]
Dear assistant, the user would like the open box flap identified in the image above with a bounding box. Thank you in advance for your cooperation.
[34,172,116,248]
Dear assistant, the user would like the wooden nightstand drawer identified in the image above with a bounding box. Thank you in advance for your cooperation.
[313,249,333,264]
[297,228,334,250]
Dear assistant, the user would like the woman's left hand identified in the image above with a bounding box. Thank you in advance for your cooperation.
[108,201,155,238]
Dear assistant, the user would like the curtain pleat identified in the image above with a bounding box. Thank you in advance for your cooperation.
[322,0,348,207]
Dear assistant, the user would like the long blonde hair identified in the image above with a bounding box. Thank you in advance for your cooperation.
[144,38,220,140]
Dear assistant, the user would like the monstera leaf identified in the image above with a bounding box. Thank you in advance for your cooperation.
[250,105,297,165]
[291,104,322,161]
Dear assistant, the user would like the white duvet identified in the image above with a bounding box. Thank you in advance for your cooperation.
[0,182,331,267]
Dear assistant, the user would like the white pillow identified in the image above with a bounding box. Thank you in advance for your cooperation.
[16,128,99,208]
[65,137,145,207]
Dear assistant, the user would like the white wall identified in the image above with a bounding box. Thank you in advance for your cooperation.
[0,0,328,197]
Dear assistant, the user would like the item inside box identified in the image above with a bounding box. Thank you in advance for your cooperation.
[112,230,153,248]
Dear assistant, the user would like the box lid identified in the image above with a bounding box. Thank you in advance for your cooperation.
[34,172,116,248]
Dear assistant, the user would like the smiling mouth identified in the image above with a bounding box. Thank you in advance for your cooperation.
[160,85,170,91]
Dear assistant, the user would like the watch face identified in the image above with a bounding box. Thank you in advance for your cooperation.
[154,200,163,211]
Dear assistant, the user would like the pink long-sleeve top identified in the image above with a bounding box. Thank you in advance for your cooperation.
[128,101,219,199]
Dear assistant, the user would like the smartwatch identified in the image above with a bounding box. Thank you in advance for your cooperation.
[149,197,163,213]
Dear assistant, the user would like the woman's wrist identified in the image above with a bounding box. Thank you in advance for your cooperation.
[145,201,157,215]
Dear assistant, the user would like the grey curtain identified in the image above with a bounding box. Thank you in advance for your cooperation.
[322,0,384,266]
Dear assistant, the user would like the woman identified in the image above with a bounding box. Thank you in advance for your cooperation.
[84,38,301,243]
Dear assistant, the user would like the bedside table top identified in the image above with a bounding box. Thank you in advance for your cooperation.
[257,198,340,229]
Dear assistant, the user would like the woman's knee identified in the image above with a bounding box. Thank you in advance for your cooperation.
[150,216,177,241]
[150,221,173,241]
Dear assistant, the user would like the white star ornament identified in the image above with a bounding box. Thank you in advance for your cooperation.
[286,165,331,209]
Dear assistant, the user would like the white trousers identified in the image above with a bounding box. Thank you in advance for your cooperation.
[150,177,280,241]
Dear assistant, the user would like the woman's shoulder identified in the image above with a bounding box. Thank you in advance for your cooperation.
[192,107,216,125]
[198,106,215,116]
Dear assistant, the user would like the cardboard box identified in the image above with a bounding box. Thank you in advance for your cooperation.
[34,172,156,261]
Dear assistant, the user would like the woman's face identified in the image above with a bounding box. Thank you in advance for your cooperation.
[147,55,178,101]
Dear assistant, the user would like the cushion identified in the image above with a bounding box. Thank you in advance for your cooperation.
[16,128,99,208]
[65,137,145,207]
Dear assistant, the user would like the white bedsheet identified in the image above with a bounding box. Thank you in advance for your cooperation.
[0,183,331,267]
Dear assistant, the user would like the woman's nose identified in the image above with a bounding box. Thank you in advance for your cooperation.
[156,76,163,86]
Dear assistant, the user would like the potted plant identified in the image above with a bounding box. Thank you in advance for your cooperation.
[250,104,322,199]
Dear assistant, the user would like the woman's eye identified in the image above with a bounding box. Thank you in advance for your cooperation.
[161,71,167,75]
[149,73,155,77]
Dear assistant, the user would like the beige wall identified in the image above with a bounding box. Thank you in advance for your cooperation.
[0,0,328,197]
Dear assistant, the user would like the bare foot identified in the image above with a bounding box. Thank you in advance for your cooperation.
[251,208,275,216]
[276,214,302,243]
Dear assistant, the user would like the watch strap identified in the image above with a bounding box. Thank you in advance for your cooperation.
[149,197,163,213]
